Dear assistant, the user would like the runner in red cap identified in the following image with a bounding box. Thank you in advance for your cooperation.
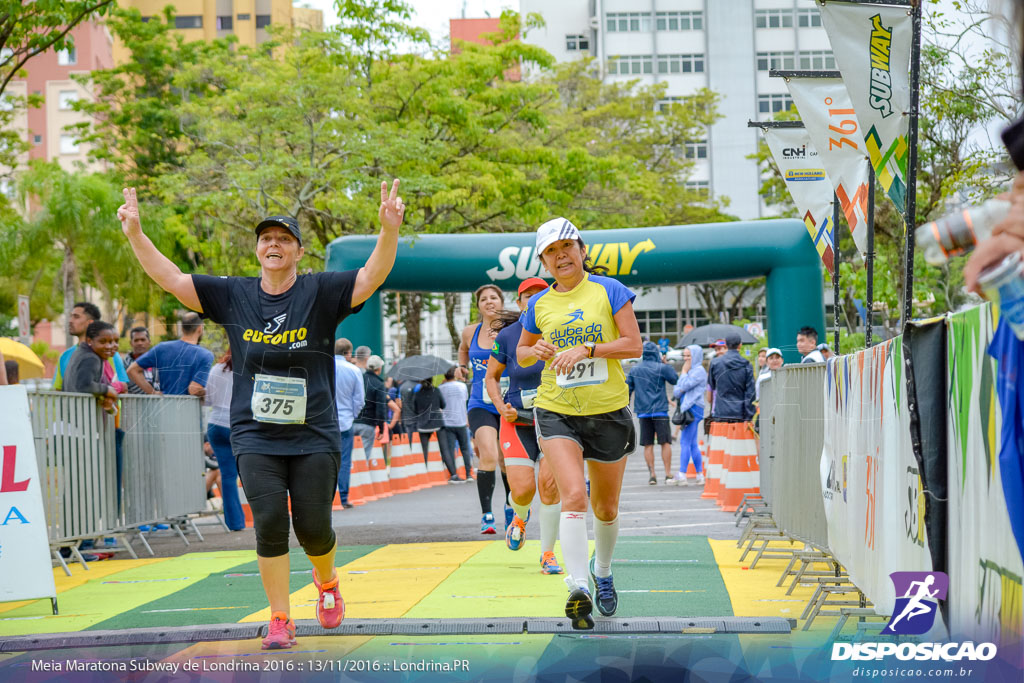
[485,277,564,575]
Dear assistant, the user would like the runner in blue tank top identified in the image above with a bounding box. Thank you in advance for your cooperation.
[485,278,563,576]
[458,285,511,534]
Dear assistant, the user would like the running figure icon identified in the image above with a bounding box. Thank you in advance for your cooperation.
[887,575,939,630]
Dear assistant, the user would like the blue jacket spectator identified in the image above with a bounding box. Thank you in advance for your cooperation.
[673,344,708,413]
[626,342,679,417]
[708,334,756,421]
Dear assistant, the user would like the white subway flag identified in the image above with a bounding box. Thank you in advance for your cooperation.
[817,0,912,209]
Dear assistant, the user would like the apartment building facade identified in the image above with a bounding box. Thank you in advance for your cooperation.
[113,0,323,62]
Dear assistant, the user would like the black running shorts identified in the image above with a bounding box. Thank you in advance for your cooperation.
[534,406,636,463]
[638,416,672,446]
[469,407,501,434]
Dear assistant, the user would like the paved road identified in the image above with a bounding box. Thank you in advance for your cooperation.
[142,441,742,558]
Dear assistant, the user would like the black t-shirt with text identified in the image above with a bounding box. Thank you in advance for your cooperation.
[192,271,363,456]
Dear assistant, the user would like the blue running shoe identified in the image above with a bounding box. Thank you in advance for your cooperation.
[564,580,594,630]
[505,512,529,551]
[589,555,618,616]
[504,504,514,532]
[480,513,496,535]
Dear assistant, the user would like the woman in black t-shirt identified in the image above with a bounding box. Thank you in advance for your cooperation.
[118,182,405,651]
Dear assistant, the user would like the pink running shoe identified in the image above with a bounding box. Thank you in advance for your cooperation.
[261,611,296,650]
[312,569,345,629]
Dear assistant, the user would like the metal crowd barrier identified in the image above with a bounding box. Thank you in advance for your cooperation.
[26,390,206,547]
[757,364,829,550]
[27,391,118,544]
[119,395,206,527]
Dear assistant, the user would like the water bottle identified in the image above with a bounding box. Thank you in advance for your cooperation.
[977,251,1024,341]
[915,198,1011,265]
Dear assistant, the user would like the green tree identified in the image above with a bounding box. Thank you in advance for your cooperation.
[6,163,136,344]
[0,1,116,188]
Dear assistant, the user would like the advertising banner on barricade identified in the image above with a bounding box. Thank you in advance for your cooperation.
[946,305,1023,646]
[0,385,57,606]
[764,127,836,274]
[821,338,936,617]
[817,0,911,209]
[786,76,871,258]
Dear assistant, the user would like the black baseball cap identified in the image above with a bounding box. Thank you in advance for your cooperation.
[255,216,301,244]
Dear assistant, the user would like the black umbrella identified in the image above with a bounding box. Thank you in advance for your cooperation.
[387,355,455,383]
[678,323,758,347]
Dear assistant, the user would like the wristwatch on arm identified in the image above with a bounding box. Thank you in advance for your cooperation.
[583,341,596,358]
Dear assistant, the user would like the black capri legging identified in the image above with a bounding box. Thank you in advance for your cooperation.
[236,451,340,558]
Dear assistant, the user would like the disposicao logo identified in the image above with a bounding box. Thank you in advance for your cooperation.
[831,571,998,663]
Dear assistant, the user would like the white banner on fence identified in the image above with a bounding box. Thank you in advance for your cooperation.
[820,339,937,619]
[0,385,57,605]
[946,305,1023,646]
[764,127,835,274]
[786,77,872,258]
[817,0,911,209]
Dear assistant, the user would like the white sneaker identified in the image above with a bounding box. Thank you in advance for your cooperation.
[695,474,705,485]
[677,475,688,486]
[665,476,676,486]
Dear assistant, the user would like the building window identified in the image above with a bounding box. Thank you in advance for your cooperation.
[57,47,77,65]
[255,15,272,29]
[798,9,822,28]
[685,180,711,197]
[565,34,589,51]
[59,134,79,155]
[656,96,683,113]
[756,51,796,72]
[175,15,203,29]
[758,93,795,116]
[755,9,794,29]
[608,55,653,75]
[684,141,708,160]
[798,50,836,70]
[606,12,652,33]
[217,15,233,30]
[655,11,703,31]
[33,135,42,144]
[58,90,78,110]
[656,53,705,74]
[237,13,250,21]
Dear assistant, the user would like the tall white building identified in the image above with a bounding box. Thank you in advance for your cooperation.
[520,0,835,219]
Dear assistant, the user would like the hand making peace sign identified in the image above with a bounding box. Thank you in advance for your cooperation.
[117,187,142,236]
[379,179,405,232]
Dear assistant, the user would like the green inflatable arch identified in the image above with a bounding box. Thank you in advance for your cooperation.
[326,219,824,364]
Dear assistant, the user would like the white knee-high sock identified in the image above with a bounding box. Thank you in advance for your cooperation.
[559,511,589,589]
[593,516,620,578]
[539,502,560,553]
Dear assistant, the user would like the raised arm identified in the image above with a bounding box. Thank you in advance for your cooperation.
[118,188,201,312]
[353,179,405,306]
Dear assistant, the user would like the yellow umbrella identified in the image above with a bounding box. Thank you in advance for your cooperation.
[0,337,45,380]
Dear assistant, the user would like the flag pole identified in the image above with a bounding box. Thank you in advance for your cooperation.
[902,0,923,328]
[867,165,875,348]
[833,193,841,353]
